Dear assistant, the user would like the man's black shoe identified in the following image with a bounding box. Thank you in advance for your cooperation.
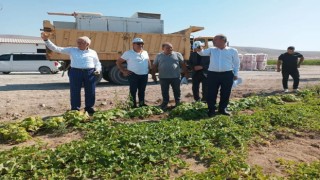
[218,109,231,116]
[139,103,148,107]
[159,103,168,110]
[208,111,216,117]
[85,109,95,116]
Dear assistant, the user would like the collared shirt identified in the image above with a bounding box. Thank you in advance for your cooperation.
[198,46,240,76]
[44,40,102,71]
[153,51,184,78]
[121,50,149,75]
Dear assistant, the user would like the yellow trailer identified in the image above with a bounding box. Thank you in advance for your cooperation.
[42,12,211,84]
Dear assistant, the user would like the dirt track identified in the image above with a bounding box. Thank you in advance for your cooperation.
[1,65,320,123]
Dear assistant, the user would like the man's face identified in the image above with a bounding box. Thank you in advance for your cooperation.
[163,44,173,55]
[133,42,144,52]
[213,36,223,47]
[77,39,89,50]
[287,49,294,54]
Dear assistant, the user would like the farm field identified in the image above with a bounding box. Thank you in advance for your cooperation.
[1,65,320,123]
[0,65,320,178]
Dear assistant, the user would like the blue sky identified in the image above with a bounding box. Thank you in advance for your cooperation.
[0,0,319,51]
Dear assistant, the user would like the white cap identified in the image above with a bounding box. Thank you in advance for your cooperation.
[132,37,144,43]
[193,41,203,49]
[78,36,91,45]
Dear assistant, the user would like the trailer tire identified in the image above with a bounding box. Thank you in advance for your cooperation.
[102,71,111,82]
[109,65,129,85]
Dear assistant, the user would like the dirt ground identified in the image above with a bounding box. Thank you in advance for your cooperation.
[1,65,320,176]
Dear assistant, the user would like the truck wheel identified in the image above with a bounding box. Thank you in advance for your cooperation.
[109,65,129,85]
[102,71,111,82]
[39,66,52,74]
[2,72,10,74]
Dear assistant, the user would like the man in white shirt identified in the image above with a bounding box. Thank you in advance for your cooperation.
[196,34,240,117]
[41,32,101,114]
[116,38,151,108]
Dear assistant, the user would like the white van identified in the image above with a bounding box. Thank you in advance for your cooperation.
[0,53,60,74]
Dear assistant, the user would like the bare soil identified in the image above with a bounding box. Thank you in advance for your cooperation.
[1,65,320,176]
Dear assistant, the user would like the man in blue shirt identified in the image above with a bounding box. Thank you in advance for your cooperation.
[196,34,240,117]
[277,46,304,93]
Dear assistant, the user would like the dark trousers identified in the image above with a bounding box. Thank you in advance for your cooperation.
[159,78,181,105]
[207,71,234,113]
[127,73,148,106]
[282,69,300,89]
[69,68,96,112]
[192,72,208,102]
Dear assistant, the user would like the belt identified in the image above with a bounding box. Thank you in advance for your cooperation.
[71,67,94,71]
[209,70,232,74]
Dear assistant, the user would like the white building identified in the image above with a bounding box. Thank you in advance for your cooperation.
[0,35,45,55]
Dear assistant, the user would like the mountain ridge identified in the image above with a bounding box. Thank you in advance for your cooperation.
[232,46,320,59]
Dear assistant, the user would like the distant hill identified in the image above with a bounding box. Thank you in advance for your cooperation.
[232,46,320,60]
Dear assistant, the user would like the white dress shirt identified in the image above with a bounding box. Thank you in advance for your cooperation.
[45,40,102,71]
[121,50,149,75]
[198,47,240,76]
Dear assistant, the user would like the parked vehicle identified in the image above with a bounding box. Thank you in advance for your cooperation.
[42,12,214,84]
[0,53,61,74]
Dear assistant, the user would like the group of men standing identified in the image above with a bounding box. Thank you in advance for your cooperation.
[117,39,189,110]
[41,32,304,117]
[116,34,240,117]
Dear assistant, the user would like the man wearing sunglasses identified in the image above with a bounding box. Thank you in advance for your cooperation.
[41,32,101,115]
[116,38,151,108]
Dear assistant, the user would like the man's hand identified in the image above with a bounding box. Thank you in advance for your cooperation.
[121,69,132,76]
[94,70,100,76]
[41,32,49,41]
[184,73,190,79]
[152,74,157,82]
[233,76,238,80]
[194,65,203,71]
[277,68,281,72]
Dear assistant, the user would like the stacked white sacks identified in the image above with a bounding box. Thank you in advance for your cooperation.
[256,53,268,70]
[241,54,257,71]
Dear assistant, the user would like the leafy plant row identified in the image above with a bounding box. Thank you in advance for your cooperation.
[0,106,163,144]
[0,88,319,179]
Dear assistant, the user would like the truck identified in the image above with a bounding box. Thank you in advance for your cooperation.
[42,12,214,84]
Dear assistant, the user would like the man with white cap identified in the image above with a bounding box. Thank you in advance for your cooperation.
[41,32,101,114]
[116,37,151,108]
[189,41,210,102]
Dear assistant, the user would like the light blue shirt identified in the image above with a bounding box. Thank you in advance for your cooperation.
[45,40,102,71]
[198,46,240,76]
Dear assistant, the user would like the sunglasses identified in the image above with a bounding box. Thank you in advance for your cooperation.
[134,42,144,45]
